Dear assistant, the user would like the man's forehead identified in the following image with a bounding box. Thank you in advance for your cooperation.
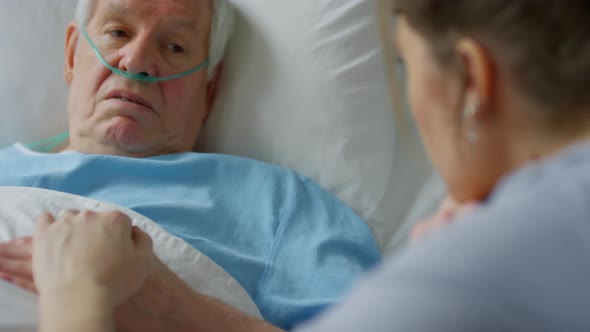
[95,0,209,26]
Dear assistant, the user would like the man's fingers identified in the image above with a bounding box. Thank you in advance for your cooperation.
[0,241,32,260]
[0,273,37,294]
[6,237,33,246]
[0,258,33,280]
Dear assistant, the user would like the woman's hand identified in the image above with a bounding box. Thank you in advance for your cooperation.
[410,198,479,245]
[33,210,154,309]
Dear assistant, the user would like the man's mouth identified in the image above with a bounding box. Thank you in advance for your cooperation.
[106,90,155,112]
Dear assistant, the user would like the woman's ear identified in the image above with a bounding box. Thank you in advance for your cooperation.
[64,23,80,86]
[455,38,496,119]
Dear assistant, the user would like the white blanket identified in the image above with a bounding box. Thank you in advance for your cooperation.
[0,187,261,331]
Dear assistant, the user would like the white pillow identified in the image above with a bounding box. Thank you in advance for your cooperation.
[0,0,437,248]
[199,0,441,246]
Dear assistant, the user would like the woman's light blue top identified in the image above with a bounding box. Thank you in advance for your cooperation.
[295,141,590,332]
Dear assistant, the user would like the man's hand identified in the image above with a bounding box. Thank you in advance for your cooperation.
[1,213,281,332]
[410,198,479,245]
[0,232,201,332]
[0,235,187,332]
[0,236,36,292]
[1,214,155,302]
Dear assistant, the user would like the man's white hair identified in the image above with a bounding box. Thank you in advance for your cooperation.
[74,0,235,79]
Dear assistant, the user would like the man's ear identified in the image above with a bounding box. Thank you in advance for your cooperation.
[203,63,224,123]
[64,23,80,86]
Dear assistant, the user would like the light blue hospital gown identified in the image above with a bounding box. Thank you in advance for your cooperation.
[294,142,590,332]
[0,144,380,330]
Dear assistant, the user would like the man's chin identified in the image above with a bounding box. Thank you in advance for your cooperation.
[103,120,156,157]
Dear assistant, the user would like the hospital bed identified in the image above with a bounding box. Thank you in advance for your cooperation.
[0,0,445,329]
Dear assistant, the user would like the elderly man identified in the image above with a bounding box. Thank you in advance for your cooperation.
[0,0,380,331]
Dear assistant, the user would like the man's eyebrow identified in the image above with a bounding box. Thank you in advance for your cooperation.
[100,3,197,31]
[93,2,131,24]
[104,2,129,17]
[164,18,198,32]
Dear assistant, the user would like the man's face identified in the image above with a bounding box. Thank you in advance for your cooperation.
[64,0,213,157]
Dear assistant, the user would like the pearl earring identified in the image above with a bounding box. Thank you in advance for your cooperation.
[463,98,480,144]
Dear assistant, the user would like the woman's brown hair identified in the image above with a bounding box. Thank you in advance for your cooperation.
[394,0,590,115]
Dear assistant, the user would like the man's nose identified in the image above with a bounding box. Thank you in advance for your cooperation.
[118,37,158,77]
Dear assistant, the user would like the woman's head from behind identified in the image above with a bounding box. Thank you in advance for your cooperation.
[392,0,590,202]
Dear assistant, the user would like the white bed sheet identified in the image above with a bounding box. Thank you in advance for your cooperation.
[0,187,261,331]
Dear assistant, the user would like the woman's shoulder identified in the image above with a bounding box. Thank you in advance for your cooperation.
[490,141,590,221]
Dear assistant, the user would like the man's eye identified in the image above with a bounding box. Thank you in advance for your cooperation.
[167,43,185,54]
[109,29,128,38]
